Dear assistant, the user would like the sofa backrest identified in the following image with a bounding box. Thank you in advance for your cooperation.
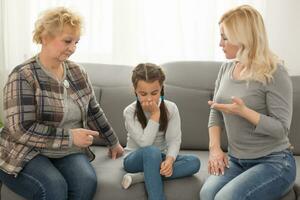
[290,76,300,155]
[161,61,228,150]
[82,62,300,155]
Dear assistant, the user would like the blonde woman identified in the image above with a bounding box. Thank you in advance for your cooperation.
[200,5,296,200]
[0,7,123,200]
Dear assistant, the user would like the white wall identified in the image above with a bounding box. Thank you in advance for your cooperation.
[265,0,300,75]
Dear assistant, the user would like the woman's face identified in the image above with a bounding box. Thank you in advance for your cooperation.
[135,80,162,105]
[219,24,240,59]
[42,25,80,62]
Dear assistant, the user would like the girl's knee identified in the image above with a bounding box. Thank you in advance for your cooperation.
[191,156,201,172]
[142,145,160,153]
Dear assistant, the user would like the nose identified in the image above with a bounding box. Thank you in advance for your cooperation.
[219,39,223,47]
[68,43,77,52]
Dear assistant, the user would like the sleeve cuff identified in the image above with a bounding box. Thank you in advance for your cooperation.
[68,129,73,148]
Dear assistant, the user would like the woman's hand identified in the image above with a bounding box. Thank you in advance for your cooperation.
[208,146,229,176]
[71,128,99,148]
[208,96,260,125]
[208,96,246,116]
[108,143,124,160]
[160,156,175,177]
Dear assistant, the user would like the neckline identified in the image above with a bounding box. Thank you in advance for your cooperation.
[35,55,67,83]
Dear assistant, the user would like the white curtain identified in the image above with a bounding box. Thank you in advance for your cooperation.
[0,0,266,120]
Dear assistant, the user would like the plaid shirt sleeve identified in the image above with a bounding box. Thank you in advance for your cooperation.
[4,68,70,149]
[82,68,120,147]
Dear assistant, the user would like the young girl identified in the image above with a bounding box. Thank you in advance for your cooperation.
[121,63,200,200]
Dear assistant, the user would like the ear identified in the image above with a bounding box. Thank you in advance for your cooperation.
[41,34,52,46]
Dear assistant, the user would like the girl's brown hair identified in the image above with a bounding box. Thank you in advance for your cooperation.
[132,63,168,132]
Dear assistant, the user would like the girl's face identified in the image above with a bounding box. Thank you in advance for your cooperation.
[135,80,162,105]
[219,24,240,59]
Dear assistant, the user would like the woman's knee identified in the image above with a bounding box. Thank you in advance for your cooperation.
[34,175,68,200]
[76,167,97,193]
[199,184,214,200]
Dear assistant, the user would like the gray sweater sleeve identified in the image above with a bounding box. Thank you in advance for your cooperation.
[124,107,160,147]
[208,63,226,128]
[254,66,293,138]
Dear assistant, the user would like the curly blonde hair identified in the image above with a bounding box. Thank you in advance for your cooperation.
[220,5,280,84]
[33,7,83,44]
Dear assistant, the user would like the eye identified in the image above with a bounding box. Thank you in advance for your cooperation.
[151,92,158,96]
[65,40,72,44]
[139,93,147,96]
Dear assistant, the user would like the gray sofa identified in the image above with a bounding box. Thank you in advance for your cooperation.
[1,61,299,200]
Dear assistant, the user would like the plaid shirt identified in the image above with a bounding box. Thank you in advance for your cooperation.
[0,57,119,176]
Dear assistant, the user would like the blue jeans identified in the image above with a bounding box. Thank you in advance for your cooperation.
[200,150,296,200]
[123,145,201,200]
[0,153,97,200]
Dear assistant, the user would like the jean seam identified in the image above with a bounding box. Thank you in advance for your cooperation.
[21,171,46,200]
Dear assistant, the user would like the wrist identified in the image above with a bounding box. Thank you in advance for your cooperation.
[209,144,221,151]
[150,111,160,122]
[166,156,175,164]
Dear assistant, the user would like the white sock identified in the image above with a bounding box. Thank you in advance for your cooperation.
[121,172,144,189]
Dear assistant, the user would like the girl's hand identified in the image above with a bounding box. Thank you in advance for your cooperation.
[160,156,175,177]
[208,147,229,176]
[208,96,246,116]
[141,100,160,122]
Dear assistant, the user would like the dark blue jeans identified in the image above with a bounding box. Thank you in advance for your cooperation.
[123,146,201,200]
[200,149,296,200]
[0,153,97,200]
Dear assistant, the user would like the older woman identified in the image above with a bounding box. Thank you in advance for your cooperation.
[200,5,296,200]
[0,7,123,200]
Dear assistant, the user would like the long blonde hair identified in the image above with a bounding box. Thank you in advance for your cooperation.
[220,5,279,84]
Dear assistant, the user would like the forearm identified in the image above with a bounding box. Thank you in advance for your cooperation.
[208,126,222,150]
[8,122,70,149]
[239,107,260,126]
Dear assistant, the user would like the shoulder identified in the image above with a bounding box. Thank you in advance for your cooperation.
[266,63,292,90]
[273,63,290,79]
[123,101,137,117]
[271,63,291,84]
[164,100,179,116]
[220,61,235,74]
[8,57,37,82]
